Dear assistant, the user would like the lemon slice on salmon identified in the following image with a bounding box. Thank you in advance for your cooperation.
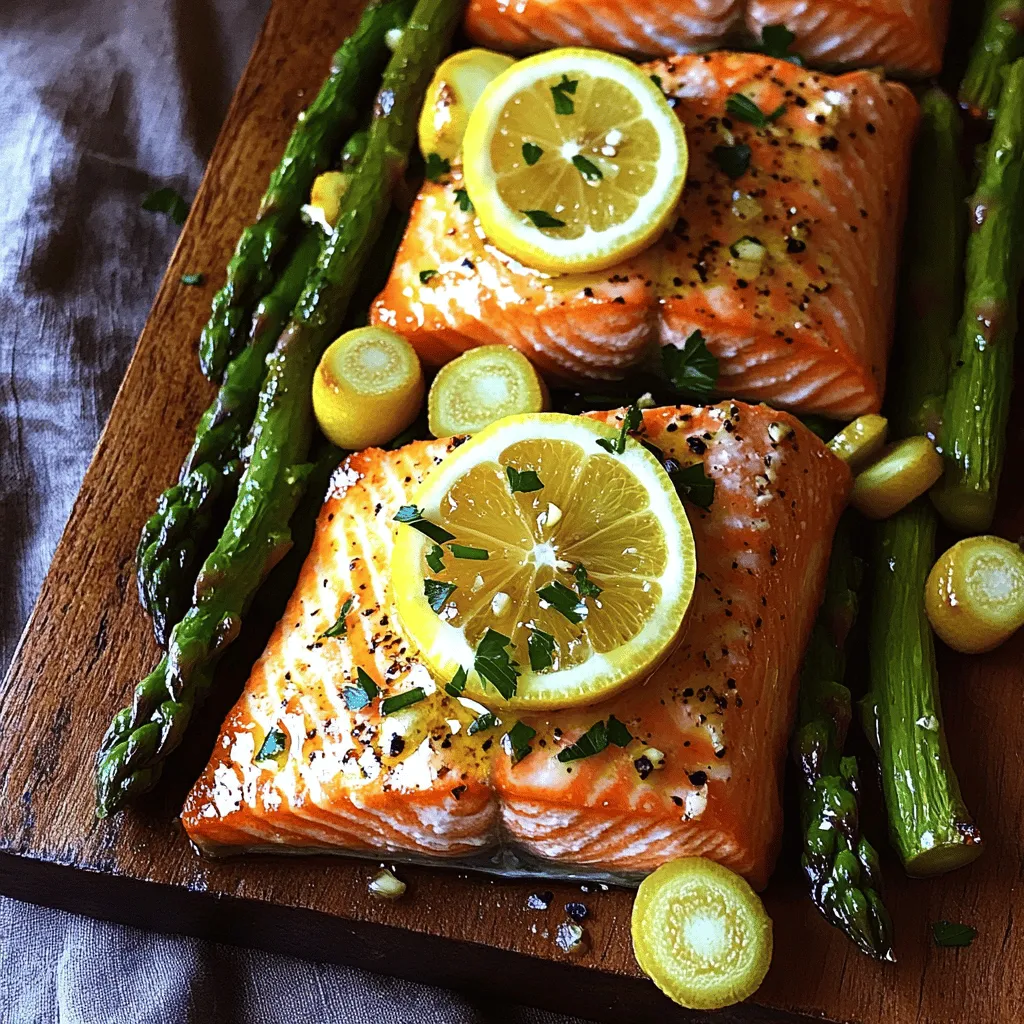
[461,48,688,274]
[391,412,696,709]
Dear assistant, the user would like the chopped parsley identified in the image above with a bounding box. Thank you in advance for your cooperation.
[669,460,716,509]
[468,711,500,735]
[711,143,752,179]
[537,581,586,624]
[394,504,455,544]
[523,209,566,229]
[607,715,633,747]
[381,687,427,715]
[662,329,718,399]
[725,93,786,128]
[528,627,556,671]
[255,727,287,763]
[419,269,438,284]
[932,921,977,948]
[522,142,543,165]
[445,665,468,698]
[426,544,445,573]
[759,24,803,65]
[474,628,520,700]
[180,272,204,286]
[142,187,190,225]
[450,543,488,560]
[550,74,578,115]
[596,403,642,454]
[505,720,536,763]
[506,466,543,493]
[424,152,451,181]
[454,188,473,212]
[557,720,609,762]
[650,74,663,90]
[424,578,457,613]
[572,155,603,182]
[342,668,379,710]
[573,563,602,598]
[356,667,379,698]
[320,596,354,638]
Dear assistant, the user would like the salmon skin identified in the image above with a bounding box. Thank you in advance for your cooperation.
[371,52,918,418]
[182,403,851,888]
[464,0,951,76]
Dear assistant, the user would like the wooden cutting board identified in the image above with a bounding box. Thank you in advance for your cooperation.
[1,1,1019,1021]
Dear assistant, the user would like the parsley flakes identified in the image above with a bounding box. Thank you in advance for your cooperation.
[319,595,354,639]
[572,155,603,182]
[528,627,556,671]
[523,209,566,229]
[596,403,642,454]
[662,329,718,399]
[711,143,752,179]
[424,152,451,181]
[669,461,716,509]
[474,628,520,700]
[394,504,455,545]
[424,579,457,613]
[506,466,543,493]
[537,581,586,624]
[255,727,287,763]
[725,93,786,129]
[522,142,543,165]
[550,74,577,115]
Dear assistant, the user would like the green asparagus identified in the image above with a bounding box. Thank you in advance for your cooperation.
[934,59,1024,533]
[960,0,1024,120]
[197,0,414,381]
[865,90,982,877]
[136,228,322,646]
[793,516,893,960]
[97,0,464,818]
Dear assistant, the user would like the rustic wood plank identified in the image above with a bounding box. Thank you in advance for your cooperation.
[0,1,1018,1022]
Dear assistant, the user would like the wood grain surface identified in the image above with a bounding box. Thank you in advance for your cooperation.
[0,1,1018,1022]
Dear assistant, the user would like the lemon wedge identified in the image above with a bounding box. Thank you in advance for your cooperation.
[461,48,688,275]
[391,412,696,709]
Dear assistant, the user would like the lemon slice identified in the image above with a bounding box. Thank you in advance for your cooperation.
[391,412,696,709]
[632,858,773,1010]
[461,48,688,275]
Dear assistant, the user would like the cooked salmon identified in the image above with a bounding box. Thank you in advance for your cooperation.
[464,0,951,76]
[371,52,918,418]
[183,403,851,889]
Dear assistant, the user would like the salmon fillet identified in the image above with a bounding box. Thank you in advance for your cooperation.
[183,403,851,889]
[464,0,950,76]
[371,52,918,418]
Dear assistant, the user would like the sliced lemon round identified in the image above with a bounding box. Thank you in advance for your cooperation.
[461,48,688,275]
[391,412,696,709]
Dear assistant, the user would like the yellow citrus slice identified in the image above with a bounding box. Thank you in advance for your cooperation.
[391,412,696,709]
[461,47,688,274]
[632,858,773,1011]
[312,326,424,450]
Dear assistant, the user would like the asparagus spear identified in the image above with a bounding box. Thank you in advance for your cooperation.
[97,0,463,818]
[197,0,414,381]
[933,59,1024,533]
[865,90,982,877]
[136,228,322,646]
[793,516,893,960]
[960,0,1024,120]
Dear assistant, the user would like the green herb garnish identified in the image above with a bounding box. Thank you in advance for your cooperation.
[445,665,468,699]
[320,596,354,639]
[424,578,457,613]
[725,93,786,128]
[506,466,543,493]
[711,143,752,179]
[474,628,520,700]
[425,152,451,181]
[450,544,489,560]
[537,581,586,624]
[523,209,566,229]
[255,727,287,763]
[454,188,474,212]
[343,667,379,710]
[573,563,602,599]
[607,715,633,747]
[572,155,603,182]
[382,687,427,715]
[662,329,719,398]
[596,403,642,454]
[419,269,438,284]
[522,142,543,165]
[468,712,500,735]
[557,720,609,762]
[759,24,803,65]
[356,667,379,698]
[669,461,716,509]
[426,544,445,573]
[505,720,536,763]
[528,627,556,671]
[650,74,663,90]
[394,504,455,544]
[932,921,977,948]
[180,273,204,286]
[142,187,190,225]
[550,74,578,115]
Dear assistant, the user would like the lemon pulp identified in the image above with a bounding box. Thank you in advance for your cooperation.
[392,413,696,709]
